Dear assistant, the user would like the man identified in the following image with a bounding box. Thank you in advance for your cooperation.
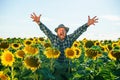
[31,13,98,79]
[31,13,98,63]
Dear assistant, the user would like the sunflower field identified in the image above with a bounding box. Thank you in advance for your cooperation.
[0,37,120,80]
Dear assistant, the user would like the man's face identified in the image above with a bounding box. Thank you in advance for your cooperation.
[57,27,67,40]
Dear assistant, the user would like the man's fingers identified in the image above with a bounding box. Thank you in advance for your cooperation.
[95,21,98,23]
[93,23,95,25]
[31,14,34,18]
[93,16,97,19]
[94,18,98,23]
[39,14,42,18]
[88,16,90,20]
[95,18,98,20]
[33,12,37,17]
[40,14,42,17]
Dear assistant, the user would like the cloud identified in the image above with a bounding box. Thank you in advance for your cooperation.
[101,15,120,21]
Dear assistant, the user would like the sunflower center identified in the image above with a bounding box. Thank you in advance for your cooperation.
[85,41,94,48]
[75,50,79,55]
[39,37,44,41]
[96,42,99,45]
[17,50,25,58]
[67,50,74,56]
[13,44,19,47]
[54,50,59,55]
[74,44,78,47]
[0,74,8,80]
[44,43,51,48]
[111,51,120,59]
[25,57,40,67]
[25,46,38,54]
[0,42,9,49]
[5,53,13,61]
[26,41,31,45]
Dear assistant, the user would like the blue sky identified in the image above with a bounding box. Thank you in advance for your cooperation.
[0,0,120,40]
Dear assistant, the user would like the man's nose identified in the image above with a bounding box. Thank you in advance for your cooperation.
[61,30,64,32]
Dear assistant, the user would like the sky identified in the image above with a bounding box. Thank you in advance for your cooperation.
[0,0,120,40]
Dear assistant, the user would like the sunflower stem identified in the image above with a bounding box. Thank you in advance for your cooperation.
[11,66,14,80]
[35,72,38,80]
[68,59,71,73]
[50,58,54,72]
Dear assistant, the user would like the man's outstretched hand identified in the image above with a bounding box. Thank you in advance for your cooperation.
[31,12,41,24]
[87,16,98,26]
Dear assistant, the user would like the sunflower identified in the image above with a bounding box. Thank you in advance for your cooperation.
[94,40,100,46]
[44,47,60,58]
[65,48,76,59]
[11,43,21,50]
[1,50,15,66]
[38,37,45,45]
[24,56,41,71]
[82,38,87,44]
[32,37,39,44]
[0,41,9,50]
[44,47,53,58]
[23,46,39,55]
[106,44,112,51]
[74,47,81,58]
[112,42,118,48]
[38,37,45,42]
[0,71,10,80]
[43,42,52,48]
[72,41,81,48]
[28,37,34,41]
[84,40,94,48]
[15,50,25,58]
[52,49,60,58]
[24,39,33,46]
[117,40,120,46]
[100,45,108,52]
[108,50,120,60]
[85,48,102,60]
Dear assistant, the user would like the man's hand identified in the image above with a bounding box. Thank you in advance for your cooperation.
[31,12,41,24]
[87,16,98,26]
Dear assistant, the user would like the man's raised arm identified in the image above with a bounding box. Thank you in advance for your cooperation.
[30,12,55,40]
[69,16,98,41]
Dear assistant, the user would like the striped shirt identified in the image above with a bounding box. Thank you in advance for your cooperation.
[39,23,88,63]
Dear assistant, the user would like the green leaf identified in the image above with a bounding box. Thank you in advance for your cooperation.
[19,68,32,78]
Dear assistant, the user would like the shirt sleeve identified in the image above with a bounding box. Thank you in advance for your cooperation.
[68,23,89,42]
[38,22,55,40]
